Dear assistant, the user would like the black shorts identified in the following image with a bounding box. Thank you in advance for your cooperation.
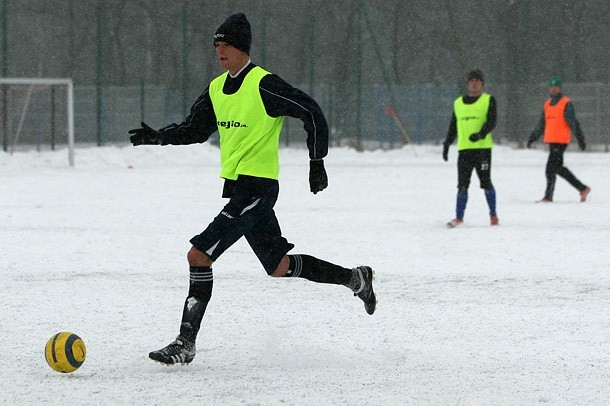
[457,149,493,190]
[190,175,294,274]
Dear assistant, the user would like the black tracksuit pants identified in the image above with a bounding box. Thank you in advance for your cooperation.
[544,143,586,200]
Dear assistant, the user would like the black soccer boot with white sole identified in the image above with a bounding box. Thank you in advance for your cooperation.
[149,337,196,365]
[353,266,377,315]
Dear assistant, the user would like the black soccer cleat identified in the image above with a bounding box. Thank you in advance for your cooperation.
[353,266,377,315]
[149,337,196,365]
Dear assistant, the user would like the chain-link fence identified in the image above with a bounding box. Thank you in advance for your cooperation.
[2,82,608,152]
[2,1,609,153]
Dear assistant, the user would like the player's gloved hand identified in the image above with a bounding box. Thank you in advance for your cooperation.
[469,132,485,142]
[442,144,449,161]
[309,159,328,194]
[578,140,586,151]
[128,121,163,146]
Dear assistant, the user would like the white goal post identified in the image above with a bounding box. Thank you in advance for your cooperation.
[0,77,75,166]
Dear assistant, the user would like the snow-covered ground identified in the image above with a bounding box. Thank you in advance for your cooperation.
[1,143,608,405]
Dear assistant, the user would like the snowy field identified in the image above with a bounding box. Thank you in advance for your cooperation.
[1,143,609,405]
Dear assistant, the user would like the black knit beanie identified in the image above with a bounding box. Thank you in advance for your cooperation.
[213,13,252,55]
[467,68,485,83]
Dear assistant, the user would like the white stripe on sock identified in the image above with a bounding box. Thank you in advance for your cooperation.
[290,254,303,278]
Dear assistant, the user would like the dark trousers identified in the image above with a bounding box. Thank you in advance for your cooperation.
[454,149,496,219]
[190,176,294,275]
[544,143,586,200]
[457,149,493,190]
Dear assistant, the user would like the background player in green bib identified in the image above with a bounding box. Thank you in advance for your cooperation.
[129,13,377,366]
[442,68,499,228]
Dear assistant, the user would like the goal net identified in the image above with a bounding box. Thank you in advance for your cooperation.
[0,78,75,166]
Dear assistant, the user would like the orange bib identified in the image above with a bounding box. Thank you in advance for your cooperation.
[543,96,571,144]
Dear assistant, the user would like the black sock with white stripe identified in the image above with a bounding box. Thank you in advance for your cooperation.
[179,266,213,343]
[286,254,355,289]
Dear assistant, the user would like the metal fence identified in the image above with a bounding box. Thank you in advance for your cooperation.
[2,82,608,152]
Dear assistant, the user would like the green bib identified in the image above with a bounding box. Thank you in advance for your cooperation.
[209,66,284,180]
[453,93,493,150]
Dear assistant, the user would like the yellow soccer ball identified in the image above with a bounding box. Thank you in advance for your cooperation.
[45,332,86,373]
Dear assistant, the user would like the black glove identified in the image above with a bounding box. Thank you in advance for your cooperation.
[309,159,328,194]
[442,144,449,162]
[526,133,538,149]
[578,140,586,151]
[469,132,485,142]
[128,121,163,146]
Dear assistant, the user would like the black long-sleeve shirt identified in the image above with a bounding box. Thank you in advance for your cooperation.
[528,94,585,145]
[157,62,328,160]
[443,94,497,146]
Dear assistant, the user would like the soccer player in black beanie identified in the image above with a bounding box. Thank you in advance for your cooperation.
[129,13,377,366]
[213,12,251,55]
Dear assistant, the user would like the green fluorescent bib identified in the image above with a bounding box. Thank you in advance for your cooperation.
[209,67,284,180]
[453,93,493,150]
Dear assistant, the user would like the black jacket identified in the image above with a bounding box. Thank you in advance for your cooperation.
[157,62,328,160]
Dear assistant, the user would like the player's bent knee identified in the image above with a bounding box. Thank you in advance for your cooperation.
[187,246,213,267]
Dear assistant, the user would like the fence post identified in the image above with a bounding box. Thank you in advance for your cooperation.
[1,0,8,152]
[96,0,104,146]
[50,86,56,150]
[140,78,145,122]
[181,2,188,115]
